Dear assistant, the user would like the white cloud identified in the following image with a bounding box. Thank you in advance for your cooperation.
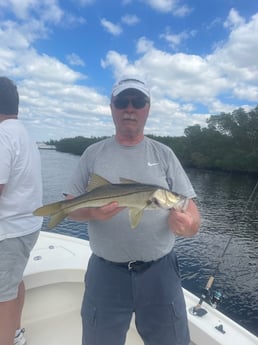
[0,19,49,50]
[0,3,257,141]
[208,11,258,100]
[136,37,154,54]
[101,51,141,80]
[172,4,191,17]
[66,53,85,66]
[121,14,140,25]
[224,8,245,29]
[18,76,112,141]
[144,0,177,12]
[100,18,123,36]
[160,29,197,49]
[103,42,229,102]
[143,0,191,16]
[102,9,258,120]
[0,0,63,23]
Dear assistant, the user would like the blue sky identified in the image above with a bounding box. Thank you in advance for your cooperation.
[0,0,257,142]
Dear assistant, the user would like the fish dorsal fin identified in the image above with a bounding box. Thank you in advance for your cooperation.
[120,177,139,184]
[87,174,111,192]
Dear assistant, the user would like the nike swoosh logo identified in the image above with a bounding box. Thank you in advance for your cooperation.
[147,162,159,166]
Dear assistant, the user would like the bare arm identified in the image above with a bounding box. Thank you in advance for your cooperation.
[168,199,201,237]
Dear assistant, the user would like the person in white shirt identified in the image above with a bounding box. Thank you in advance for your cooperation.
[0,77,43,345]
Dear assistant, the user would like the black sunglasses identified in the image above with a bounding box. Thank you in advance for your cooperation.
[113,97,149,109]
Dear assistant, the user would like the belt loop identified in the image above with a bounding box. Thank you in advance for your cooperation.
[128,260,137,270]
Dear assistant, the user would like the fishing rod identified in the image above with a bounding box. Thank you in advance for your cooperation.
[190,181,258,317]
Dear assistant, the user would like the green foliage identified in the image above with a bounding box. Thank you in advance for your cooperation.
[207,106,258,151]
[49,105,258,175]
[53,136,108,155]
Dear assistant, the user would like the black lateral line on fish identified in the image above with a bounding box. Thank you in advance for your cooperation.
[61,188,156,207]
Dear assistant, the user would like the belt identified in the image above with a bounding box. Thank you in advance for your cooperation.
[104,258,155,273]
[98,251,171,273]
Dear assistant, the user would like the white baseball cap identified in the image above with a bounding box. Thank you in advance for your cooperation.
[112,76,150,98]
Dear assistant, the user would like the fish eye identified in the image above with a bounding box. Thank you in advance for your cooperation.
[153,198,161,207]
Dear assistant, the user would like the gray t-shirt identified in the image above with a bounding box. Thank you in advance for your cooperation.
[66,136,196,262]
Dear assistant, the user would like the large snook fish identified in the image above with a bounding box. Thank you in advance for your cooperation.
[34,174,189,229]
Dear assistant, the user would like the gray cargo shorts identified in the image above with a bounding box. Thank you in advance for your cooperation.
[81,250,190,345]
[0,231,39,302]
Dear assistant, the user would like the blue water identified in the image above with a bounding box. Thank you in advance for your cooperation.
[40,150,258,337]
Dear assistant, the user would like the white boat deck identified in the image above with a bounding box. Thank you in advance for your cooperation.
[24,312,196,345]
[22,232,256,345]
[24,291,196,345]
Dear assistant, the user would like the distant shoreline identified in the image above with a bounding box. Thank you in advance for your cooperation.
[37,143,56,150]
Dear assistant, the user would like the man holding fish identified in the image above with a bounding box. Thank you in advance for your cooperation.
[39,76,201,345]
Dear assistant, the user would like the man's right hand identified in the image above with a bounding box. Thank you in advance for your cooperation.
[65,195,125,222]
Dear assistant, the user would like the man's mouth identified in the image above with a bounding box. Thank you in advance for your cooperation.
[122,114,136,121]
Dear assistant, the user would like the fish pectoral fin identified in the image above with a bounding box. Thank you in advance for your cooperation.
[87,174,111,192]
[48,211,67,229]
[128,207,145,229]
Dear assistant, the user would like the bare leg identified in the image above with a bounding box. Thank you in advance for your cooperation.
[0,281,25,345]
[16,281,25,330]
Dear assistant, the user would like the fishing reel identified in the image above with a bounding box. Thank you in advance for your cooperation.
[189,287,223,317]
[200,285,223,308]
[210,290,223,308]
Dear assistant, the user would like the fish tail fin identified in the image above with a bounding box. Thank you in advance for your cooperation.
[33,201,64,216]
[48,211,67,229]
